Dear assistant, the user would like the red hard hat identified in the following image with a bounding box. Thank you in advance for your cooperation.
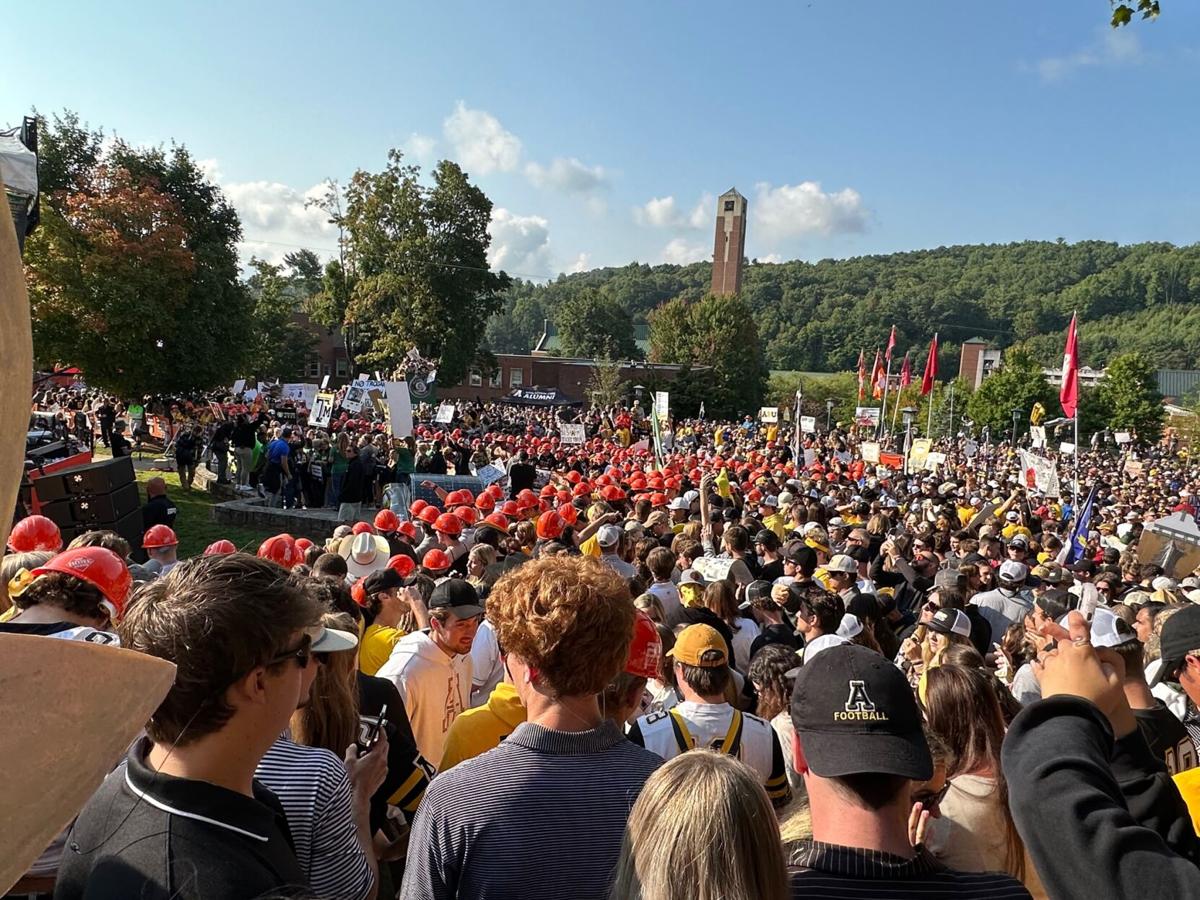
[257,534,299,569]
[517,495,539,514]
[518,488,537,502]
[419,506,441,526]
[572,483,592,498]
[557,503,579,526]
[351,579,368,607]
[397,520,418,541]
[434,512,462,536]
[539,484,557,498]
[8,515,63,553]
[352,522,376,535]
[480,512,511,534]
[422,548,451,572]
[374,509,400,532]
[142,524,179,549]
[410,499,429,517]
[445,489,465,506]
[453,506,478,527]
[625,611,663,679]
[387,554,416,578]
[294,538,314,554]
[475,492,496,512]
[649,492,668,508]
[204,539,237,556]
[32,547,132,617]
[536,510,565,541]
[501,500,520,517]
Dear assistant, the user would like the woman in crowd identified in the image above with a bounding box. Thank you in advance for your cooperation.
[700,580,761,672]
[609,750,789,900]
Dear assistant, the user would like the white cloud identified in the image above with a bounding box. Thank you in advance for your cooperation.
[443,101,522,174]
[660,238,709,265]
[752,181,869,241]
[488,207,552,278]
[635,192,715,229]
[525,157,608,193]
[757,253,784,264]
[567,252,591,274]
[402,132,437,165]
[1034,28,1143,81]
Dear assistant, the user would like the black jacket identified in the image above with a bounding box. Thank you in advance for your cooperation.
[231,421,257,449]
[142,494,177,531]
[1002,696,1200,900]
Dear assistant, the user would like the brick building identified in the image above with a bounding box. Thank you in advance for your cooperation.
[711,188,747,296]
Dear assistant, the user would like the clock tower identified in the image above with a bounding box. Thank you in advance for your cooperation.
[710,188,747,296]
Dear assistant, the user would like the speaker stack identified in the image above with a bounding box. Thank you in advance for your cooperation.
[34,457,143,548]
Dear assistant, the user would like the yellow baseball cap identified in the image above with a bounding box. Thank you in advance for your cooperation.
[667,624,728,667]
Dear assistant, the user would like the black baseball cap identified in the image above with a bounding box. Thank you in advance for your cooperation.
[1068,559,1096,576]
[790,643,932,780]
[1150,605,1200,686]
[362,567,404,595]
[428,578,484,618]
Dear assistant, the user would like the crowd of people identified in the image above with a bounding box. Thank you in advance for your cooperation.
[7,391,1200,900]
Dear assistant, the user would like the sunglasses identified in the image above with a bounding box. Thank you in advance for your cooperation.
[922,600,941,613]
[912,781,951,811]
[266,634,314,670]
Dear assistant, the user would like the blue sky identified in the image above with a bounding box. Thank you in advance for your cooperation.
[5,1,1199,280]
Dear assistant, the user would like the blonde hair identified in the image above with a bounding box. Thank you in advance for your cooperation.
[609,750,788,900]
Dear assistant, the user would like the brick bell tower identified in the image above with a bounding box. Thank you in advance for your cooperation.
[711,187,747,296]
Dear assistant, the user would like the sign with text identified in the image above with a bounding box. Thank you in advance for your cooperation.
[1115,431,1132,445]
[692,556,734,584]
[654,391,670,419]
[908,438,932,471]
[854,407,881,428]
[435,403,456,424]
[309,392,336,428]
[1030,425,1047,449]
[1059,441,1076,455]
[860,441,881,464]
[1019,449,1061,497]
[759,407,779,424]
[476,464,506,487]
[800,416,817,434]
[559,422,586,445]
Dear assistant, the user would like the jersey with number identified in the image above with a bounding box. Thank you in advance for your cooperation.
[1135,702,1198,775]
[629,700,792,808]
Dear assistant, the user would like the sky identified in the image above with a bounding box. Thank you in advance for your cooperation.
[5,1,1200,281]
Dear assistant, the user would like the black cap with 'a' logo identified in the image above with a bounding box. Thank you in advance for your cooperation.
[790,643,932,780]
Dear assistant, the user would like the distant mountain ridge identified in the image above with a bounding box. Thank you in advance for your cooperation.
[484,239,1200,372]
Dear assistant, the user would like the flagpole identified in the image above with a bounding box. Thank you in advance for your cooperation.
[879,358,893,439]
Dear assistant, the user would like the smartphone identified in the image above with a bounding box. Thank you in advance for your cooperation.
[358,703,388,753]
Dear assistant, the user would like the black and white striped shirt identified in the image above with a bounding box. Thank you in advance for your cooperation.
[788,840,1031,899]
[255,736,374,900]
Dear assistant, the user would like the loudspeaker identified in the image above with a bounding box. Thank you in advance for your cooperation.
[59,509,144,550]
[40,482,141,528]
[34,456,135,502]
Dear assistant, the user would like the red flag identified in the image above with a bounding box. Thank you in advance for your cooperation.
[885,325,897,361]
[870,350,885,400]
[1060,313,1079,418]
[856,349,866,401]
[920,333,938,396]
[899,353,912,389]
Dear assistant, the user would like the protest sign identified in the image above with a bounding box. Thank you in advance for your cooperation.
[654,391,670,419]
[231,378,246,395]
[559,422,586,445]
[1115,431,1132,445]
[476,464,506,487]
[1019,449,1061,497]
[855,407,881,428]
[759,407,779,423]
[385,381,413,438]
[908,438,932,471]
[435,403,456,424]
[692,556,734,583]
[1059,442,1076,455]
[800,416,816,434]
[1030,425,1047,449]
[860,441,881,464]
[309,392,336,428]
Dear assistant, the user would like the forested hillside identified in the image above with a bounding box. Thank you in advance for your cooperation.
[484,240,1200,371]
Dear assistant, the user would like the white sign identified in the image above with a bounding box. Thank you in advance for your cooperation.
[435,403,456,424]
[1059,441,1076,455]
[559,422,586,445]
[242,389,258,403]
[759,407,779,423]
[1030,425,1047,449]
[963,439,978,459]
[385,382,413,438]
[922,452,947,472]
[692,556,734,583]
[308,392,336,428]
[281,383,320,410]
[476,464,506,487]
[803,448,817,467]
[861,442,881,464]
[654,391,670,419]
[1019,449,1061,497]
[231,378,246,395]
[800,416,817,434]
[855,407,881,428]
[343,378,386,414]
[1115,431,1132,445]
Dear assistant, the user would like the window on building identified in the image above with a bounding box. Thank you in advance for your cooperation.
[336,358,349,378]
[306,354,321,378]
[489,369,502,387]
[509,368,524,387]
[469,369,482,387]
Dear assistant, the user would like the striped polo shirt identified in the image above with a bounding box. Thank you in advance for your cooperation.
[787,840,1031,898]
[400,720,662,900]
[255,736,374,900]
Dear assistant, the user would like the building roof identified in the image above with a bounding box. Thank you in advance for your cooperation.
[1157,369,1200,401]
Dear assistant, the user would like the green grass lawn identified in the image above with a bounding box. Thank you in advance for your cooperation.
[130,468,276,558]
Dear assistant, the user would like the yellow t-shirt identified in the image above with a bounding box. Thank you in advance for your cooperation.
[1001,524,1033,541]
[581,534,601,558]
[439,681,527,772]
[1174,769,1200,837]
[358,622,405,676]
[763,513,788,542]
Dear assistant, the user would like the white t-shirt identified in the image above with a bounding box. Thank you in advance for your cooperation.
[647,580,682,619]
[729,617,762,672]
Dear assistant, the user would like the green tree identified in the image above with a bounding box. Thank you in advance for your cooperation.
[555,289,640,359]
[244,259,317,380]
[649,293,767,419]
[341,151,510,384]
[586,355,626,408]
[1096,352,1165,440]
[1111,1,1160,27]
[966,349,1056,436]
[25,112,251,396]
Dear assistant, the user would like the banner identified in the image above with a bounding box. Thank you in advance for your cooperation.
[435,403,456,424]
[922,451,946,472]
[385,382,413,438]
[559,422,586,445]
[281,383,319,410]
[1114,431,1132,445]
[854,407,881,428]
[1019,450,1061,497]
[1059,441,1076,455]
[800,416,816,434]
[861,441,881,464]
[908,438,932,471]
[654,391,670,419]
[759,407,779,423]
[309,392,336,428]
[1124,458,1144,477]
